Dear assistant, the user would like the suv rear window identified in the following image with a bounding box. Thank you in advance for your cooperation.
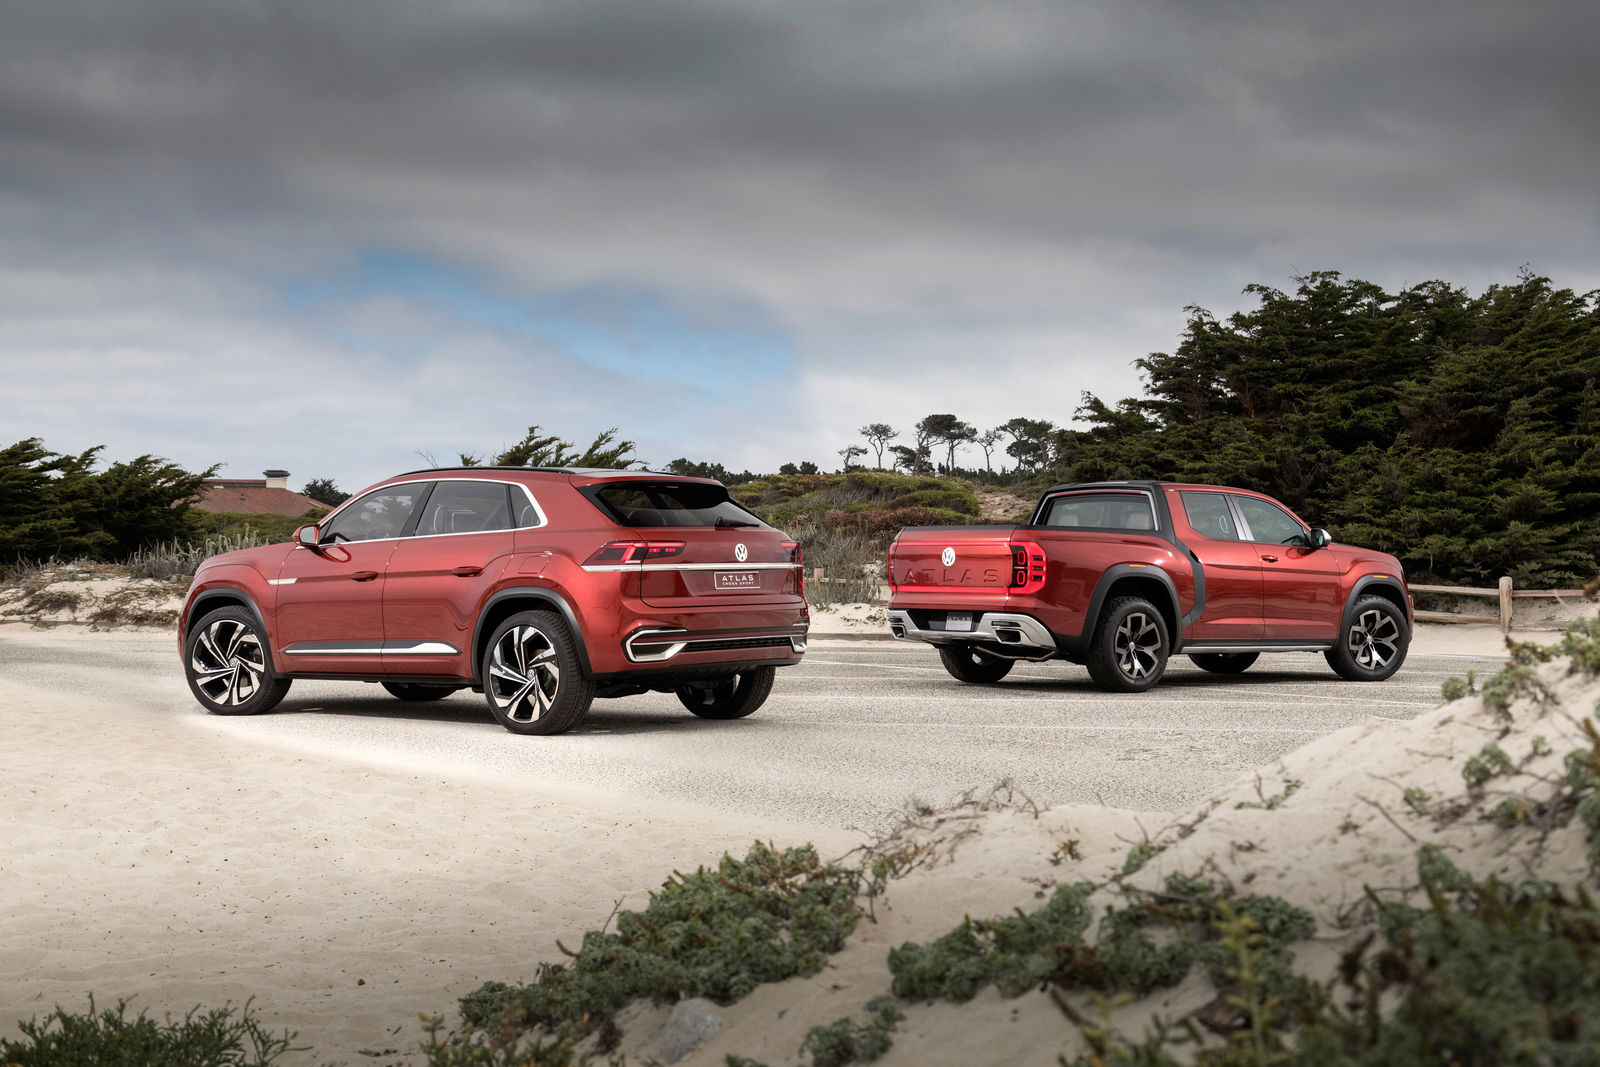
[582,482,768,529]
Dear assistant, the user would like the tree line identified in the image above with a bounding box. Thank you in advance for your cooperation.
[836,271,1599,586]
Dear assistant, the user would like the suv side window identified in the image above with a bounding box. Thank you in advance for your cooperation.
[415,480,513,537]
[1233,496,1308,545]
[1179,491,1238,541]
[323,485,424,543]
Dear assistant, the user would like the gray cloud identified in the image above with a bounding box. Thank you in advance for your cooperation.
[1,0,1596,487]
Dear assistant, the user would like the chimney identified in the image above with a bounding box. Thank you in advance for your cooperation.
[263,469,291,490]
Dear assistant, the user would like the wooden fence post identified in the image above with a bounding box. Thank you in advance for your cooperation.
[1498,576,1514,633]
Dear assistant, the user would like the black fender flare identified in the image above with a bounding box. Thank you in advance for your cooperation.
[1339,576,1412,637]
[472,586,594,678]
[1061,564,1183,656]
[186,587,269,638]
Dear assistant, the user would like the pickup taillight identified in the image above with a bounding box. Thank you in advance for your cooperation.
[1008,540,1047,595]
[886,541,898,590]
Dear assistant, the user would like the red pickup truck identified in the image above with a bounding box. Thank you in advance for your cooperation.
[885,481,1412,692]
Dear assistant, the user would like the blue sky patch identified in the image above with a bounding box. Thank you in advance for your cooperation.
[280,251,794,389]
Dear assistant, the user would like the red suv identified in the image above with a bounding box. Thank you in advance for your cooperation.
[178,468,807,734]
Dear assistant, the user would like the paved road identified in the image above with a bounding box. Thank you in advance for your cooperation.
[1,630,1503,830]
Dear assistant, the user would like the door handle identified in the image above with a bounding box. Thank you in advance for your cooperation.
[1259,555,1279,563]
[350,570,379,582]
[451,565,483,577]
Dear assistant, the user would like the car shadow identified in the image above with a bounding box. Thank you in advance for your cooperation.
[263,692,768,736]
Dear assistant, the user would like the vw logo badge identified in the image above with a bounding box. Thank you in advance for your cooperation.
[734,543,748,562]
[941,547,956,567]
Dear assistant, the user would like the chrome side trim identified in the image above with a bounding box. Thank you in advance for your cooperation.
[285,641,386,656]
[386,641,462,656]
[314,478,549,546]
[267,577,297,585]
[885,609,1057,652]
[645,562,797,572]
[582,562,800,574]
[284,640,461,656]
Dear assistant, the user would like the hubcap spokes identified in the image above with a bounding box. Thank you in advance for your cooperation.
[190,619,266,706]
[488,626,560,723]
[1114,612,1162,678]
[1349,609,1400,670]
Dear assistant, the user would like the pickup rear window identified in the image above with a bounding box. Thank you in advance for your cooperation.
[582,481,769,529]
[1038,492,1158,531]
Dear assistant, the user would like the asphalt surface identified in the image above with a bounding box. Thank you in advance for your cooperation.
[2,631,1505,830]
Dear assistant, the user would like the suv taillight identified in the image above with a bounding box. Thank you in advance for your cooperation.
[781,541,803,597]
[584,540,686,566]
[1009,540,1047,595]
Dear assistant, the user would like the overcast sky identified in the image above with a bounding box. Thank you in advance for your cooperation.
[2,0,1596,491]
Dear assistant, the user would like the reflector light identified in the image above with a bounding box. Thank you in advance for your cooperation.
[584,540,686,565]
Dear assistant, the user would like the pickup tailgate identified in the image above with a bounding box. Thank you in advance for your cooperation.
[889,526,1017,593]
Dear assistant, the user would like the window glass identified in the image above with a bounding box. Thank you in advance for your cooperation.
[1234,496,1308,545]
[415,480,513,536]
[1179,492,1239,541]
[323,486,423,543]
[1039,492,1157,531]
[583,482,767,528]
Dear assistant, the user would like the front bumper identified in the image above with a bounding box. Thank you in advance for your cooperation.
[885,609,1056,653]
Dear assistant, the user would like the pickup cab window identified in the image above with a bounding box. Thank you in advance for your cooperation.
[1234,496,1308,545]
[1179,491,1239,541]
[1039,492,1157,531]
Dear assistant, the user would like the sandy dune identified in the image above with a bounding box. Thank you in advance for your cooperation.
[1,616,1583,1065]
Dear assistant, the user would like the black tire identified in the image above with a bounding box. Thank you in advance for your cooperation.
[1084,596,1170,693]
[938,643,1016,684]
[184,606,291,715]
[481,611,595,735]
[382,682,463,702]
[1188,652,1259,675]
[676,667,776,720]
[1325,595,1409,681]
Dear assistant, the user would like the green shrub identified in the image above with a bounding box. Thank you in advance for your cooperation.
[0,997,296,1066]
[889,874,1312,1007]
[1462,742,1513,786]
[800,997,901,1067]
[459,843,859,1039]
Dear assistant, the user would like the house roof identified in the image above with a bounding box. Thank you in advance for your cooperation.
[194,484,327,517]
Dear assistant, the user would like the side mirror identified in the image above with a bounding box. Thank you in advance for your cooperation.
[1310,528,1333,549]
[295,524,321,549]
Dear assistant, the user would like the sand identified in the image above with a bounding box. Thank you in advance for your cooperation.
[0,652,855,1065]
[3,605,1593,1065]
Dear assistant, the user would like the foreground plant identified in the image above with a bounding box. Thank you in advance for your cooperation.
[458,843,860,1043]
[0,997,296,1067]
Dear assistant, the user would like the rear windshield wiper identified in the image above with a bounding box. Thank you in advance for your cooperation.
[715,518,760,527]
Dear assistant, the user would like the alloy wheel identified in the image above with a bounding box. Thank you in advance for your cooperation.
[1347,608,1401,671]
[487,625,562,725]
[1114,611,1163,680]
[189,618,268,707]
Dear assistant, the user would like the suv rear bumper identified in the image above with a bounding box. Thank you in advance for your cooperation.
[886,609,1055,653]
[623,625,808,664]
